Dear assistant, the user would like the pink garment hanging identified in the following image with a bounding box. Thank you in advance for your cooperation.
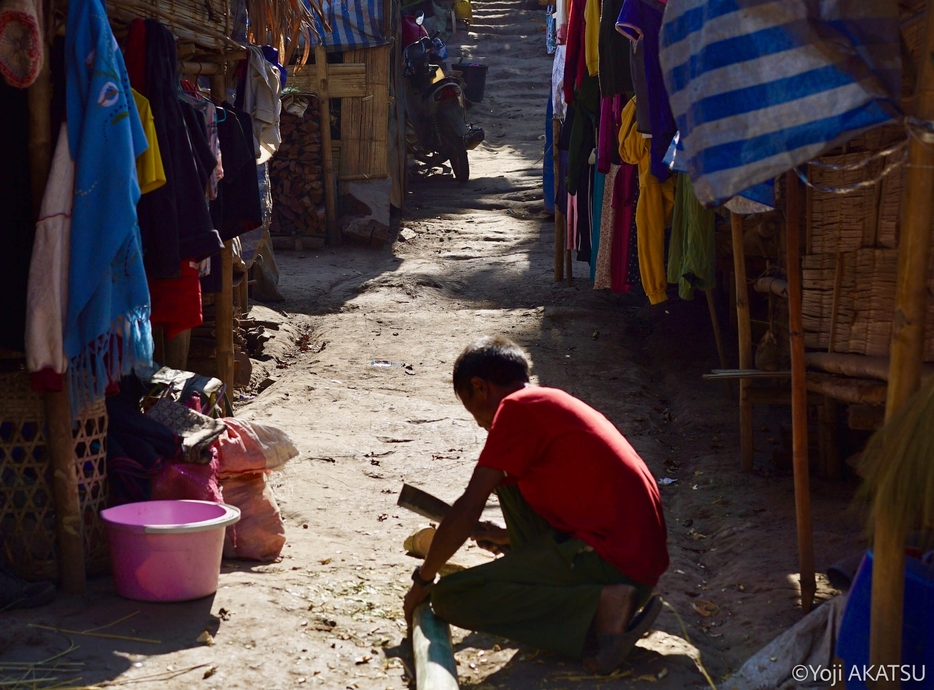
[594,164,619,289]
[562,0,586,105]
[611,163,637,293]
[597,95,622,175]
[566,192,579,251]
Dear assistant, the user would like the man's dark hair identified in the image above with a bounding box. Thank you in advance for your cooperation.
[452,336,530,397]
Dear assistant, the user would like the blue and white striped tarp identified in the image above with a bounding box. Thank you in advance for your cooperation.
[658,0,902,207]
[664,130,774,207]
[306,0,387,51]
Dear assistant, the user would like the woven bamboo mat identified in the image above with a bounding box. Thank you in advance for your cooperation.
[809,151,902,253]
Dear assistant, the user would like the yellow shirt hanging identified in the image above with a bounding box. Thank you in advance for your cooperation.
[584,0,600,77]
[132,89,166,195]
[618,96,675,305]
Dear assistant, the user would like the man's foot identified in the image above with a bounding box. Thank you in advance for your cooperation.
[583,594,662,674]
[593,584,639,636]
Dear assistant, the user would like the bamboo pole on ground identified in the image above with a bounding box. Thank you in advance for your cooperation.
[411,603,458,690]
[870,4,934,683]
[730,212,754,471]
[212,72,235,397]
[28,8,86,594]
[785,171,815,614]
[316,45,340,246]
[553,119,563,282]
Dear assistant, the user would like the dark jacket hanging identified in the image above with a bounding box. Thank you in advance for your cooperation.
[0,81,34,352]
[130,19,222,279]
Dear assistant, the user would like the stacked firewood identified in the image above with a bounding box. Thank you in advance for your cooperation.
[269,101,326,243]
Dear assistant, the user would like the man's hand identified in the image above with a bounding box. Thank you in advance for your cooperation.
[470,521,510,555]
[401,467,506,627]
[403,581,432,628]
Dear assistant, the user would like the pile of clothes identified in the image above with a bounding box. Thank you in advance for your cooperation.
[106,369,296,562]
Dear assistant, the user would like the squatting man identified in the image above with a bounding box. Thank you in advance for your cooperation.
[403,336,670,673]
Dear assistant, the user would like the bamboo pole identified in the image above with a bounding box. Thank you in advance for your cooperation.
[553,119,563,282]
[45,392,85,594]
[785,171,815,614]
[870,4,934,684]
[179,61,220,75]
[217,243,235,396]
[238,275,249,316]
[211,72,235,398]
[555,211,566,282]
[730,212,754,471]
[820,397,841,480]
[828,252,844,353]
[316,45,340,246]
[27,61,52,218]
[805,180,813,255]
[28,5,86,595]
[411,604,458,690]
[705,289,733,399]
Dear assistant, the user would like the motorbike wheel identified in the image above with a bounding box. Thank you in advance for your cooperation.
[449,141,470,183]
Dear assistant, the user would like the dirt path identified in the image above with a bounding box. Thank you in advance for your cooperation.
[1,2,866,688]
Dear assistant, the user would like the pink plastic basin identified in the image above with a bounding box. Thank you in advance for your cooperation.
[101,500,240,602]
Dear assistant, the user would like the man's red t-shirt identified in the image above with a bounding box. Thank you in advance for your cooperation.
[476,386,669,586]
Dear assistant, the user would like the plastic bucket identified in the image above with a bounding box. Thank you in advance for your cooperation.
[453,63,488,102]
[836,551,934,688]
[101,500,240,602]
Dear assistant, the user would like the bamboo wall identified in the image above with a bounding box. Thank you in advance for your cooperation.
[340,46,391,179]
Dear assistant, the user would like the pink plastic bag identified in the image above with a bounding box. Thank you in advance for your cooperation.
[150,446,223,503]
[215,419,267,479]
[220,472,285,561]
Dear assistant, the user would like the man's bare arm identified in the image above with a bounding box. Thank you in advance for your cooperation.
[418,466,505,580]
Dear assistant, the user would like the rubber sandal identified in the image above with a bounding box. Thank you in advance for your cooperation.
[590,595,662,674]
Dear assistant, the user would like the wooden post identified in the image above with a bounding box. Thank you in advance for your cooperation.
[555,211,566,282]
[217,242,235,397]
[785,171,816,614]
[45,392,85,594]
[210,71,235,398]
[411,603,458,690]
[828,252,844,353]
[705,289,733,399]
[819,397,841,480]
[27,60,52,219]
[553,119,563,282]
[731,212,754,471]
[238,276,249,316]
[28,14,86,595]
[316,45,340,246]
[870,4,934,683]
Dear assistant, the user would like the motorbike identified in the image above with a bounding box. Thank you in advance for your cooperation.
[401,14,484,182]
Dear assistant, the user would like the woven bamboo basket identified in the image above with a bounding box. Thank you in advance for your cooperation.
[0,372,109,581]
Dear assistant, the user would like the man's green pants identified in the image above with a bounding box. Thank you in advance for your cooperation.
[430,485,653,658]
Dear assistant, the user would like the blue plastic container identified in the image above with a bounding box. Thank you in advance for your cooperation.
[836,551,934,688]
